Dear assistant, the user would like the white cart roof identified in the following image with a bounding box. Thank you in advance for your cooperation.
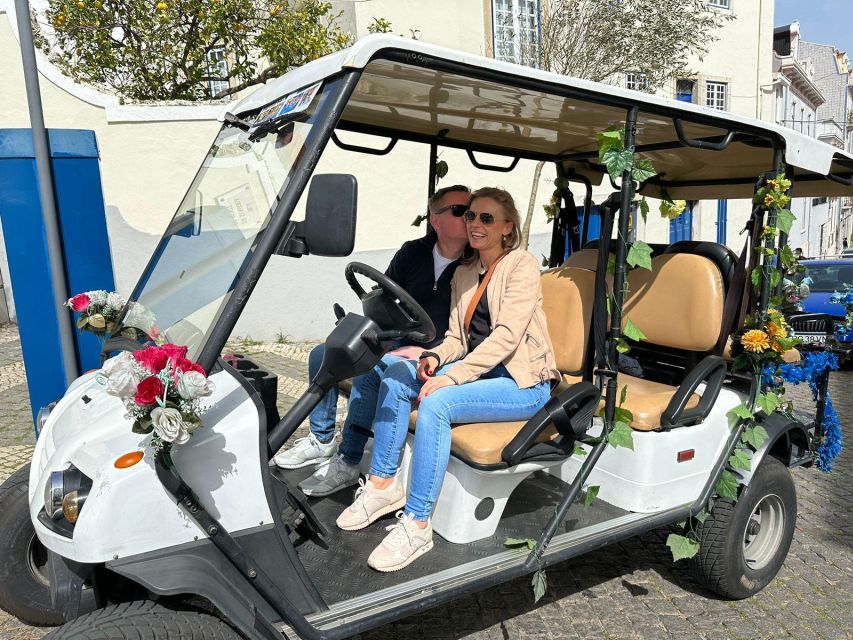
[231,35,853,199]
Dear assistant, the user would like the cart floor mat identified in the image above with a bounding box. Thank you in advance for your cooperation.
[276,468,627,606]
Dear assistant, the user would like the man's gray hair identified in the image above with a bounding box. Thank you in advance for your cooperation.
[428,184,470,212]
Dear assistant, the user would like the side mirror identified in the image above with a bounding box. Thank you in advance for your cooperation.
[276,174,357,257]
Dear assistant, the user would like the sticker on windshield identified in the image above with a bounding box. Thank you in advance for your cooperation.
[255,82,322,125]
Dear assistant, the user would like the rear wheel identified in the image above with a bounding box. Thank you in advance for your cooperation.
[44,600,242,639]
[0,463,64,625]
[689,456,797,599]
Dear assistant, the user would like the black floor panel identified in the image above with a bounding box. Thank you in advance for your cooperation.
[275,468,628,606]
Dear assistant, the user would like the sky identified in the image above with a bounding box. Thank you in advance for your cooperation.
[774,0,853,55]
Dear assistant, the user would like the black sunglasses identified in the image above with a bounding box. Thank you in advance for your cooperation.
[433,203,468,217]
[464,210,501,225]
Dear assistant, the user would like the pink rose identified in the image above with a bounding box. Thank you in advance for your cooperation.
[160,343,188,364]
[173,357,205,378]
[68,293,90,312]
[133,346,169,373]
[134,376,164,406]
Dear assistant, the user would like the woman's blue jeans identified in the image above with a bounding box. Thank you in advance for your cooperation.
[308,344,403,465]
[369,360,551,521]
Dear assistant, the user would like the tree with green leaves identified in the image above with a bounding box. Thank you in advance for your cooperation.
[517,0,734,247]
[32,0,353,101]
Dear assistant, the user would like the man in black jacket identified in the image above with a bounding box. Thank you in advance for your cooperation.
[274,185,471,497]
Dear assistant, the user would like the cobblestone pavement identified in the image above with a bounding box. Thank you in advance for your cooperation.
[1,327,851,639]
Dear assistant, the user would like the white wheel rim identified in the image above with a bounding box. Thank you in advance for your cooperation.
[742,493,785,570]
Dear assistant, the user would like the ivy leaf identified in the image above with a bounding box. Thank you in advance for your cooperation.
[614,406,634,424]
[627,240,653,271]
[434,160,448,180]
[620,384,628,406]
[609,421,635,450]
[729,447,752,471]
[756,392,781,415]
[601,148,634,181]
[623,318,647,342]
[584,485,600,510]
[776,208,795,235]
[780,244,795,269]
[742,425,769,449]
[666,533,700,561]
[505,537,537,550]
[695,508,711,524]
[751,266,762,288]
[597,128,624,157]
[573,445,588,457]
[638,198,649,223]
[770,270,781,288]
[631,158,657,183]
[532,569,547,603]
[616,337,631,353]
[728,404,755,421]
[606,255,616,276]
[715,469,740,500]
[411,214,427,227]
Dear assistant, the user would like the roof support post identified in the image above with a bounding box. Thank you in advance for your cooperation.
[757,147,786,320]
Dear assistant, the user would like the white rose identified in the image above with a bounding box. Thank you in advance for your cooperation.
[176,371,214,399]
[99,352,140,398]
[151,407,190,444]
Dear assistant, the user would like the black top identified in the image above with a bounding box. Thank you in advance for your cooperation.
[385,234,461,348]
[467,274,491,351]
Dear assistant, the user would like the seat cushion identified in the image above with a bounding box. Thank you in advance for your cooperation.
[407,410,559,467]
[617,373,701,431]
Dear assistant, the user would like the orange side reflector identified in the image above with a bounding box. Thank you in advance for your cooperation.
[677,449,695,463]
[115,451,144,468]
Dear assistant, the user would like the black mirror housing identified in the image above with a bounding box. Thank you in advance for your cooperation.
[304,174,357,256]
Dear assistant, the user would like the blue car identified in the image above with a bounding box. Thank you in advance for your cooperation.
[795,259,853,343]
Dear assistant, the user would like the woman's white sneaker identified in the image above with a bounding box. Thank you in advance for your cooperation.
[336,478,405,531]
[273,432,336,469]
[367,512,433,572]
[299,454,360,497]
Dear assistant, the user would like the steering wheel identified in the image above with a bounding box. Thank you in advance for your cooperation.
[345,262,436,345]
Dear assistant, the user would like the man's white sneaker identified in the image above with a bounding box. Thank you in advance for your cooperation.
[367,512,433,572]
[336,478,405,531]
[273,432,336,469]
[299,454,360,497]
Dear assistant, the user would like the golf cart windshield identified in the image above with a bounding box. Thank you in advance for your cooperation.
[115,83,329,358]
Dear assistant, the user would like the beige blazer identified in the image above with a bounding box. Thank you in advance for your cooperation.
[431,249,560,388]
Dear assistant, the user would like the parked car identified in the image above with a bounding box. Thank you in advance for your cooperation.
[794,259,853,344]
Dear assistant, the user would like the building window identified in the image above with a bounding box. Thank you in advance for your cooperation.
[707,0,731,8]
[206,46,230,99]
[813,197,828,207]
[705,81,728,110]
[625,72,650,92]
[676,78,695,103]
[492,0,540,67]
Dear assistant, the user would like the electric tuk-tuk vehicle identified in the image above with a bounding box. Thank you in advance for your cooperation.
[2,35,853,639]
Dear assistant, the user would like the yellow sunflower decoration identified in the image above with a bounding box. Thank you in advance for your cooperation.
[741,329,771,353]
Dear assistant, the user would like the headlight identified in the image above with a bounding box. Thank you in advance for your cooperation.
[35,402,56,439]
[43,466,91,523]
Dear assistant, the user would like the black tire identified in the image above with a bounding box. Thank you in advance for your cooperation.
[44,601,243,639]
[689,456,797,599]
[0,463,64,625]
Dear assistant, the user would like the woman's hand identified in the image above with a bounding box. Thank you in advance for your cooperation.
[417,356,439,381]
[388,345,425,360]
[418,375,455,401]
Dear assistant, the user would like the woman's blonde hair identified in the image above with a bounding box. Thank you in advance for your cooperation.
[469,187,521,251]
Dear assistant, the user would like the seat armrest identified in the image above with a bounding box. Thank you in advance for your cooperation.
[660,355,726,429]
[501,382,599,467]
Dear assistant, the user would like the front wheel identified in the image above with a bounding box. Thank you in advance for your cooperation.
[689,456,797,599]
[44,601,242,639]
[0,463,64,625]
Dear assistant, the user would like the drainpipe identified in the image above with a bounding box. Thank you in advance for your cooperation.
[13,0,78,386]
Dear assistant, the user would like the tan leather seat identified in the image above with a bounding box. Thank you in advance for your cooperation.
[616,253,723,430]
[564,248,602,271]
[408,266,597,466]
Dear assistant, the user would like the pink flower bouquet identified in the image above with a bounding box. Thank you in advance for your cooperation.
[97,344,214,450]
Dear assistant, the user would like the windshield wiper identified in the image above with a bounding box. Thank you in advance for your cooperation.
[223,112,254,131]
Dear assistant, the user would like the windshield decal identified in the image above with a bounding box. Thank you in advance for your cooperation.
[254,82,322,126]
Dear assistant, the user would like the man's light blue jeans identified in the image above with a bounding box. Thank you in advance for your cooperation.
[308,344,403,465]
[368,360,551,521]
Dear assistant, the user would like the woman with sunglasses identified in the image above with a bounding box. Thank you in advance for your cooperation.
[336,187,559,571]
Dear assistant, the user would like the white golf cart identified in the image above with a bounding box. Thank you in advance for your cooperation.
[2,35,852,639]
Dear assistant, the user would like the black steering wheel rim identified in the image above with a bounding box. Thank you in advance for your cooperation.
[344,262,436,344]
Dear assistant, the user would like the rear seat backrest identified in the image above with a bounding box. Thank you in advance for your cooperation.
[540,267,596,377]
[563,248,601,271]
[623,253,724,352]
